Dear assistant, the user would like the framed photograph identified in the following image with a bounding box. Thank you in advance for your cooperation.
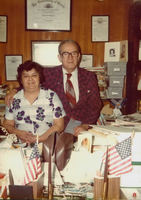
[0,15,7,42]
[79,54,94,69]
[104,41,120,62]
[104,40,128,62]
[120,40,128,62]
[5,55,23,81]
[32,41,61,67]
[92,15,109,42]
[25,0,71,31]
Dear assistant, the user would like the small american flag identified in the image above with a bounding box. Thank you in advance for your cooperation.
[102,136,133,176]
[24,142,42,184]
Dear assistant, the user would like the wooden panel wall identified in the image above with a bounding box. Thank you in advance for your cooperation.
[0,0,133,88]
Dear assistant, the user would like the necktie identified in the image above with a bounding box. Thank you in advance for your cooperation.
[66,73,76,107]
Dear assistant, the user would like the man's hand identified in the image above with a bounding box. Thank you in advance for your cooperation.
[73,125,88,137]
[73,124,92,137]
[5,89,17,107]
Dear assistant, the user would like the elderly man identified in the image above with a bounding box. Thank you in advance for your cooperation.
[43,39,102,136]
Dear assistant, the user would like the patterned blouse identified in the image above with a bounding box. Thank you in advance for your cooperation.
[5,88,66,136]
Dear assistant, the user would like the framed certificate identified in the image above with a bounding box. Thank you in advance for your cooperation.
[32,41,61,67]
[0,16,7,43]
[79,54,94,69]
[25,0,71,31]
[5,55,23,81]
[92,15,109,42]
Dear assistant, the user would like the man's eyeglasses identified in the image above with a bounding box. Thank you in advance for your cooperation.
[61,51,79,58]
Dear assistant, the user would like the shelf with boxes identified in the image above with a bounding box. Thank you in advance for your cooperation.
[104,62,127,99]
[95,62,127,100]
[82,62,127,116]
[93,62,127,118]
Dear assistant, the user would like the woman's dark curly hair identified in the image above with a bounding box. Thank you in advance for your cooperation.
[17,60,45,89]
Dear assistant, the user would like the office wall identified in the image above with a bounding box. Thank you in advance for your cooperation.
[0,0,133,87]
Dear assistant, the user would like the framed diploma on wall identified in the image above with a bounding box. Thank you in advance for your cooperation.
[5,55,23,81]
[31,41,61,67]
[92,15,109,42]
[0,16,7,43]
[25,0,71,31]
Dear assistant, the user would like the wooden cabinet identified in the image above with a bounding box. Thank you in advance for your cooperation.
[126,2,141,114]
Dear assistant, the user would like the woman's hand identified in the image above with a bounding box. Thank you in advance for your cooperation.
[3,119,36,144]
[18,130,37,144]
[38,117,64,143]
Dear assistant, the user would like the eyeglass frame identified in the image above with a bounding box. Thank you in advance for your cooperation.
[60,51,79,58]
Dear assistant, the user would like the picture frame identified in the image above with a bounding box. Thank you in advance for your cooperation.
[92,15,109,42]
[104,40,128,62]
[31,41,61,67]
[5,55,23,81]
[79,54,94,69]
[25,0,71,31]
[0,15,7,43]
[104,42,120,62]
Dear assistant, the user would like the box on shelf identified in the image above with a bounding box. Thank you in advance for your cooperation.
[109,76,124,87]
[104,62,127,76]
[107,87,123,98]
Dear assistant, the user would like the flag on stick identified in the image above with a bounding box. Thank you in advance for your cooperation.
[24,142,42,184]
[103,146,109,200]
[102,136,133,177]
[48,132,56,200]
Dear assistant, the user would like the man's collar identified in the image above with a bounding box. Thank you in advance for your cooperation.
[62,67,78,76]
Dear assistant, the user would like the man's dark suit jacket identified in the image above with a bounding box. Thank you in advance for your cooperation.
[43,65,102,128]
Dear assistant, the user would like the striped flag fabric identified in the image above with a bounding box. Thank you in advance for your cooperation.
[102,136,133,176]
[24,142,42,184]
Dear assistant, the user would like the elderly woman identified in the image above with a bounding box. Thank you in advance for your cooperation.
[3,60,65,145]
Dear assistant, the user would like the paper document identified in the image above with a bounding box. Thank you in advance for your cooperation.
[64,119,81,134]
